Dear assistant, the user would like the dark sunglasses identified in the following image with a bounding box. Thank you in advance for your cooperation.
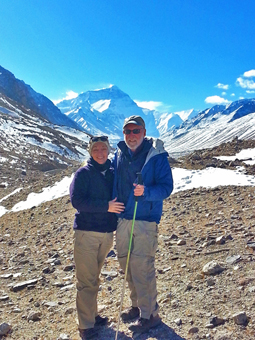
[123,128,143,135]
[90,136,108,142]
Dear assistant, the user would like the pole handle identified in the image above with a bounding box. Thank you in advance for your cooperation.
[137,172,143,185]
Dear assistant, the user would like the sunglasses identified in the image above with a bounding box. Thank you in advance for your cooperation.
[90,136,108,142]
[123,128,143,135]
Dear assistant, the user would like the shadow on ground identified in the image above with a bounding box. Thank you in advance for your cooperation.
[94,322,187,339]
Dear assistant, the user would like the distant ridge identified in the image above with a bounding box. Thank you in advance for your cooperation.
[0,65,82,130]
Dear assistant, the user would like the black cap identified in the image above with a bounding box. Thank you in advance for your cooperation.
[123,115,145,129]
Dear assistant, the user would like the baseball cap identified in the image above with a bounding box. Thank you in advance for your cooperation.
[123,115,145,129]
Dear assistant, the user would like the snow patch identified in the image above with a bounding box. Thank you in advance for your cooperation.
[91,99,111,112]
[216,148,255,165]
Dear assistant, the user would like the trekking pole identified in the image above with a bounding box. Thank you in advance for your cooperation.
[115,172,143,340]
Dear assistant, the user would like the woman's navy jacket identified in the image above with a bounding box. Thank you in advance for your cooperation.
[70,158,117,232]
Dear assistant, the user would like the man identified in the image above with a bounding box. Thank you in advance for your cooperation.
[112,115,173,333]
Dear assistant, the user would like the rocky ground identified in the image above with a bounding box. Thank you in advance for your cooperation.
[0,138,255,340]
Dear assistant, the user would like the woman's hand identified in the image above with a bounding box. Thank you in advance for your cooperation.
[108,197,125,213]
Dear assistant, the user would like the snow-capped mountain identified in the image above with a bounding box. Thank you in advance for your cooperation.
[57,85,159,141]
[155,112,183,135]
[173,109,199,121]
[56,86,200,143]
[0,91,91,178]
[0,65,81,130]
[163,99,255,157]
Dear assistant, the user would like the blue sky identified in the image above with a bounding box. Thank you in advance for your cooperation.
[1,0,255,112]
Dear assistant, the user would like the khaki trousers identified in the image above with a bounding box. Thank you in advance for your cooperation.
[116,218,159,319]
[74,230,113,329]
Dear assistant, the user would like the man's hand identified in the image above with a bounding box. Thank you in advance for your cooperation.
[108,198,125,213]
[133,183,144,196]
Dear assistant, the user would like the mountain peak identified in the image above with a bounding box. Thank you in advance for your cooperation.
[0,65,81,130]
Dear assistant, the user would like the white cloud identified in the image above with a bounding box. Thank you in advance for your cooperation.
[243,69,255,78]
[236,77,255,90]
[231,93,235,97]
[246,90,255,94]
[205,96,231,105]
[52,91,78,105]
[135,100,164,111]
[216,83,229,90]
[94,84,114,91]
[221,92,226,96]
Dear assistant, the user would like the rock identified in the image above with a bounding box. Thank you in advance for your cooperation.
[54,259,61,265]
[101,270,118,278]
[12,278,41,292]
[0,273,13,279]
[174,318,182,326]
[184,283,193,291]
[207,316,225,327]
[216,235,226,244]
[65,307,74,315]
[170,233,179,240]
[206,278,216,286]
[0,295,9,301]
[107,250,116,257]
[247,241,255,249]
[0,322,11,336]
[44,301,58,308]
[60,284,75,291]
[27,311,42,321]
[226,255,242,265]
[63,264,75,271]
[202,261,225,275]
[12,307,22,313]
[57,334,70,340]
[52,281,65,287]
[248,286,255,293]
[232,311,248,325]
[188,326,199,334]
[42,266,51,274]
[177,239,186,245]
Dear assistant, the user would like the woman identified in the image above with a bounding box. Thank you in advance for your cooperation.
[70,136,124,340]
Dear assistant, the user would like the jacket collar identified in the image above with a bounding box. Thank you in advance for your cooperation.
[117,138,152,158]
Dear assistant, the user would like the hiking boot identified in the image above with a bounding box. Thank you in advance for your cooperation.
[95,315,108,326]
[129,314,161,333]
[79,328,98,340]
[121,306,140,322]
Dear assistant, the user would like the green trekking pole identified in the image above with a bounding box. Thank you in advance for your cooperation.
[115,172,143,340]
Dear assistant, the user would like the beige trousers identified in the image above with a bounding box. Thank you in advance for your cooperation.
[116,218,159,319]
[74,230,113,329]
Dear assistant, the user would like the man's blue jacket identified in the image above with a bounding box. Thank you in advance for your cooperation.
[112,137,174,224]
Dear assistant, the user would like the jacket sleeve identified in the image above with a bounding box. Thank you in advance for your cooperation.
[143,155,173,201]
[69,169,109,213]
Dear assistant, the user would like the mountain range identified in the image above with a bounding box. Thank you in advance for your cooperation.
[0,64,255,159]
[56,85,200,141]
